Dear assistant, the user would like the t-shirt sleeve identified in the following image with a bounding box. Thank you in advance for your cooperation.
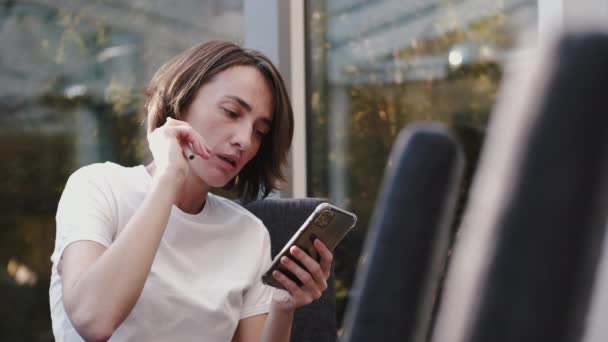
[240,226,273,319]
[51,165,117,266]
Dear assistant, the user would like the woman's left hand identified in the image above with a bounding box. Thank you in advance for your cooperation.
[270,239,333,311]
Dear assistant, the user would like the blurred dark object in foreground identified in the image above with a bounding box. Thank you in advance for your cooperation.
[341,123,465,342]
[433,30,608,342]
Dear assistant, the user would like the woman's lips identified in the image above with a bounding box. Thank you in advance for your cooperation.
[216,155,237,172]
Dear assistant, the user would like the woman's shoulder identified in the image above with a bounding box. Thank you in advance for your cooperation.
[62,162,149,204]
[67,162,145,185]
[208,194,266,230]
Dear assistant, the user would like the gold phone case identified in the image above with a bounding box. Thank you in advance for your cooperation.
[261,203,357,290]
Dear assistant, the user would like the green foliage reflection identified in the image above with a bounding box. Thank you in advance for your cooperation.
[306,0,535,326]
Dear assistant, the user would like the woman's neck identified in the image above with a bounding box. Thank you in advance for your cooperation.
[145,162,208,215]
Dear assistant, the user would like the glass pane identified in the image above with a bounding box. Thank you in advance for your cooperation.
[305,0,538,327]
[0,1,243,340]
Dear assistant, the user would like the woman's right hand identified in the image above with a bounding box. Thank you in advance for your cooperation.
[147,117,212,185]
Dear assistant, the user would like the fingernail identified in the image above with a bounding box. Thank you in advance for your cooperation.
[281,256,289,264]
[290,246,298,255]
[197,142,209,158]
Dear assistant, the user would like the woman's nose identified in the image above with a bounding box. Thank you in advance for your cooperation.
[231,124,252,151]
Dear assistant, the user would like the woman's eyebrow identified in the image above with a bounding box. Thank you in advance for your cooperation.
[223,95,252,112]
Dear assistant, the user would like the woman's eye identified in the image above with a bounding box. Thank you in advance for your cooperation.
[223,108,238,118]
[255,130,266,138]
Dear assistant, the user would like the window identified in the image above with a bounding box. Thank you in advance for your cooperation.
[0,1,243,340]
[305,0,538,325]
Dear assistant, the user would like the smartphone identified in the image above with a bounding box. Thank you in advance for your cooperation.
[262,203,357,290]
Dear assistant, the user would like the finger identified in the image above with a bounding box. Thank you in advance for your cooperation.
[165,117,187,126]
[280,256,319,291]
[165,126,212,159]
[183,128,213,159]
[289,246,326,288]
[272,270,305,298]
[313,239,333,279]
[179,140,195,161]
[195,140,213,159]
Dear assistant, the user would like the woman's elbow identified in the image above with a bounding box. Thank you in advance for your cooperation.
[77,326,114,342]
[66,302,117,342]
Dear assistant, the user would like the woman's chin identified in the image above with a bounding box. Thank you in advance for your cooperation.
[209,180,231,188]
[193,172,232,188]
[188,161,237,188]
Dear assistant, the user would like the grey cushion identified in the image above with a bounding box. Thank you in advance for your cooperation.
[245,198,337,342]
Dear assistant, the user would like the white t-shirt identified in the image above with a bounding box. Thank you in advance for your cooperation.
[49,162,273,341]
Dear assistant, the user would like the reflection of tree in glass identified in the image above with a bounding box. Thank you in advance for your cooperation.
[328,63,500,322]
[0,4,144,340]
[310,1,518,325]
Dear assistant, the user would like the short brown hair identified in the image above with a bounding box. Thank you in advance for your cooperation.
[144,40,294,203]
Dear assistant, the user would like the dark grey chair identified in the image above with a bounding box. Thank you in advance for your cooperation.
[431,31,608,342]
[245,198,336,342]
[341,123,465,342]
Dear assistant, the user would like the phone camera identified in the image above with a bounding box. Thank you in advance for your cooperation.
[314,210,335,228]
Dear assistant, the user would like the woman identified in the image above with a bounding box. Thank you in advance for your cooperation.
[49,40,333,341]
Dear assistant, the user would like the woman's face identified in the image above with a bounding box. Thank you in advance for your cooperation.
[184,65,273,187]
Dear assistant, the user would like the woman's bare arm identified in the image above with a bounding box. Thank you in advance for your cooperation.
[61,173,180,341]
